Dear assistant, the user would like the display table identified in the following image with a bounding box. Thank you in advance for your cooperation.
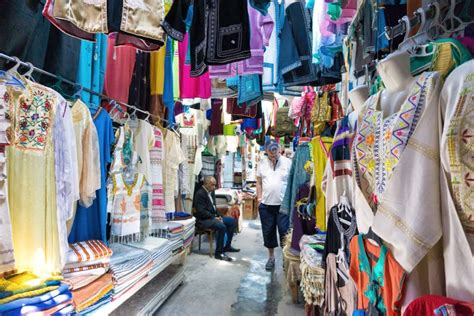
[91,246,190,315]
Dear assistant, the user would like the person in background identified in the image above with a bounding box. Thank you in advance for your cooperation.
[194,176,240,261]
[256,140,292,270]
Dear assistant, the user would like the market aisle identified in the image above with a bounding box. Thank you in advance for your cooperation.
[156,220,304,316]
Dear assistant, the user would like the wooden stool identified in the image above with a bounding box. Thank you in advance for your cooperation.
[194,228,214,257]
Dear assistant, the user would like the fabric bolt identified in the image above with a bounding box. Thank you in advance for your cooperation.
[53,99,78,270]
[150,126,167,230]
[163,131,185,212]
[349,235,406,316]
[281,142,312,219]
[438,60,474,301]
[76,34,108,108]
[69,108,114,243]
[209,4,273,78]
[130,119,155,183]
[163,0,251,77]
[6,79,63,274]
[256,155,292,205]
[104,34,137,104]
[311,136,332,230]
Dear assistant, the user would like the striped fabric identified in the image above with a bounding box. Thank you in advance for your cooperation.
[66,240,113,264]
[63,263,109,274]
[329,116,354,178]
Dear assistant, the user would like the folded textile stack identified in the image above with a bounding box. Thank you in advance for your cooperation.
[0,273,74,315]
[109,243,154,300]
[299,234,326,306]
[169,217,196,249]
[155,222,185,253]
[62,240,113,286]
[128,237,173,275]
[70,273,113,314]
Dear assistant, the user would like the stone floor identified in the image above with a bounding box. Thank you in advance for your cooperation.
[156,220,304,316]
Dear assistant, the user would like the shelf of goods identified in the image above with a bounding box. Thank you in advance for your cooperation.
[90,246,190,315]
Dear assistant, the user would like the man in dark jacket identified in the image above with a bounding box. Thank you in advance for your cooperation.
[194,176,239,261]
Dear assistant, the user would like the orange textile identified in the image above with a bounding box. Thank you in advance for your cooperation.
[71,273,113,312]
[349,236,407,316]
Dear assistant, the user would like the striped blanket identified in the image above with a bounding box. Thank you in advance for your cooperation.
[66,240,113,264]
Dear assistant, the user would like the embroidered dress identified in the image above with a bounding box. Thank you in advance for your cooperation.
[130,119,155,183]
[163,131,185,212]
[439,60,474,301]
[349,235,406,316]
[150,127,166,230]
[7,80,62,274]
[0,84,14,277]
[353,72,435,210]
[107,173,151,242]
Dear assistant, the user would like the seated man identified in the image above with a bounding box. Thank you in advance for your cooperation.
[194,176,240,261]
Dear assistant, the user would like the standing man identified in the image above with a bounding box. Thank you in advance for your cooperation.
[194,176,240,262]
[256,140,292,270]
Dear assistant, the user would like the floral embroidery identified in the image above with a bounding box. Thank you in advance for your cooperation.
[354,73,433,207]
[14,89,54,151]
[447,77,474,233]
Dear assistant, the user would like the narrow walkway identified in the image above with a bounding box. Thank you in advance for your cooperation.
[156,220,304,316]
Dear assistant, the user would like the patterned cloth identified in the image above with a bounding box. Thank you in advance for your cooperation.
[150,127,166,230]
[71,273,113,312]
[65,240,113,265]
[353,72,434,209]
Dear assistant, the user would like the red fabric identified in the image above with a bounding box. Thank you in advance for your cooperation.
[104,34,136,104]
[404,295,474,316]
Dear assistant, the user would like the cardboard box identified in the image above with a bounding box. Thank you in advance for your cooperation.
[243,198,257,220]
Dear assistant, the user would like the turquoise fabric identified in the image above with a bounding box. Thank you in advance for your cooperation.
[358,234,388,314]
[76,34,108,108]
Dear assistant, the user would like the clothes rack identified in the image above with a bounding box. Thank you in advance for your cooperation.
[0,52,172,125]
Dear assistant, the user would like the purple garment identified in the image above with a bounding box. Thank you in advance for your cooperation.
[209,99,224,136]
[290,182,317,252]
[209,5,274,78]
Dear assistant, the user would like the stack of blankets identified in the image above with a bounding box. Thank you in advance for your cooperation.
[299,234,327,306]
[0,272,73,315]
[109,243,153,300]
[156,222,185,253]
[128,237,173,275]
[169,217,196,249]
[63,240,114,314]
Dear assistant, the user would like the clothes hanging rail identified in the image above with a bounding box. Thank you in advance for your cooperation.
[0,52,172,125]
[384,0,463,40]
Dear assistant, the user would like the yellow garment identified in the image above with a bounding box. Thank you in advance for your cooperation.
[172,40,180,100]
[311,136,333,231]
[7,80,61,274]
[150,44,166,95]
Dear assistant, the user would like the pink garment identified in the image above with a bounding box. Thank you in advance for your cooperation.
[178,33,211,99]
[103,34,137,104]
[209,5,274,78]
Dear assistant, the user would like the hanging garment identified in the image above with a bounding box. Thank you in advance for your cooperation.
[349,235,407,316]
[0,84,14,278]
[128,51,151,120]
[130,119,155,183]
[163,131,185,212]
[179,33,212,99]
[69,108,115,243]
[404,295,474,316]
[71,100,101,208]
[7,79,63,274]
[163,37,175,125]
[104,34,136,104]
[42,0,95,41]
[107,172,151,242]
[209,4,273,78]
[439,60,474,301]
[77,34,108,108]
[281,142,312,221]
[325,252,357,316]
[353,72,446,309]
[262,0,284,91]
[310,136,332,230]
[209,99,224,136]
[53,100,78,270]
[163,0,251,77]
[51,0,108,35]
[150,43,167,96]
[150,126,166,230]
[290,182,317,253]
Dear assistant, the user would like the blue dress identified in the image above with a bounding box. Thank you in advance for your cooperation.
[68,108,115,243]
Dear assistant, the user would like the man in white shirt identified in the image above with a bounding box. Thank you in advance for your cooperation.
[256,140,292,270]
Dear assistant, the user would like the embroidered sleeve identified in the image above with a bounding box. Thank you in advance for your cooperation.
[162,0,192,42]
